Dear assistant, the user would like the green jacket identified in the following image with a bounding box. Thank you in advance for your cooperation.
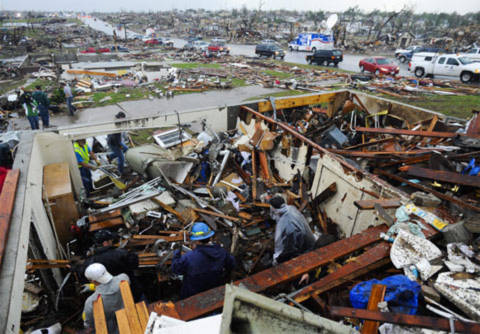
[24,100,38,117]
[32,90,50,107]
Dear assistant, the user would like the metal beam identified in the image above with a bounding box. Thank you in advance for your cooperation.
[149,224,389,321]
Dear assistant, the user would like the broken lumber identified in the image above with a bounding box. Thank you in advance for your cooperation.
[0,169,20,268]
[399,166,480,188]
[329,307,480,333]
[354,199,401,210]
[149,224,389,321]
[355,127,457,138]
[374,169,480,213]
[66,69,117,77]
[88,217,124,232]
[361,284,387,334]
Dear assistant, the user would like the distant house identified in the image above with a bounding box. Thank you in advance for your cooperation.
[396,32,415,48]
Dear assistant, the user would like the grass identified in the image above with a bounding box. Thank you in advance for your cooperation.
[245,90,306,101]
[0,78,27,95]
[92,88,149,106]
[262,70,293,79]
[274,60,355,74]
[170,63,222,69]
[25,78,56,91]
[393,94,480,119]
[230,78,248,87]
[129,129,155,145]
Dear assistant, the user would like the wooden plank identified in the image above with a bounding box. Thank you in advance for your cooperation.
[311,182,337,207]
[119,280,143,333]
[354,199,401,210]
[135,302,149,330]
[115,309,132,334]
[89,209,122,223]
[43,163,71,199]
[132,234,184,242]
[328,149,441,157]
[67,69,117,77]
[374,169,480,213]
[344,138,395,150]
[0,169,20,268]
[329,307,480,333]
[258,92,337,113]
[420,115,438,145]
[89,217,124,232]
[399,166,480,188]
[151,198,185,223]
[361,284,387,334]
[93,295,108,334]
[193,208,241,222]
[355,127,457,138]
[292,225,437,304]
[150,224,390,321]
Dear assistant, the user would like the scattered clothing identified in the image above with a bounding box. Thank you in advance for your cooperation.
[172,243,235,299]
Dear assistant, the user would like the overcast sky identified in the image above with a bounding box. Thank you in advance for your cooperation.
[4,0,480,14]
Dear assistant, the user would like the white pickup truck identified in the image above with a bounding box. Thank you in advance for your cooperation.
[460,48,480,62]
[409,53,480,83]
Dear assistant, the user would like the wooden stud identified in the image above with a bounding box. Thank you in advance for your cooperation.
[93,295,108,334]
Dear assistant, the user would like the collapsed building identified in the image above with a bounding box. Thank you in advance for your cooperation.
[1,90,480,333]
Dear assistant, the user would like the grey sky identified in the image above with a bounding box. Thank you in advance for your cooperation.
[4,0,480,14]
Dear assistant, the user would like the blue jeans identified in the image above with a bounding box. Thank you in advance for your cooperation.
[79,167,93,195]
[66,96,74,115]
[108,144,128,175]
[38,105,49,127]
[27,115,39,130]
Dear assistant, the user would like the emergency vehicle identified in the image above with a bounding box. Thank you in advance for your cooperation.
[288,33,334,52]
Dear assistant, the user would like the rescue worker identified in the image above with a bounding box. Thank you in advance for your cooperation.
[83,263,128,334]
[83,230,142,301]
[32,85,50,128]
[171,222,235,299]
[22,92,39,130]
[107,112,129,176]
[269,195,316,265]
[74,139,99,195]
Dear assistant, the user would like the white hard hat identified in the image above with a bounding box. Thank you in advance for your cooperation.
[84,263,113,284]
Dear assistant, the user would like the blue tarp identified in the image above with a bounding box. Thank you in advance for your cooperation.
[350,275,421,315]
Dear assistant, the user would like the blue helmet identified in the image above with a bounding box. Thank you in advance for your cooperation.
[190,222,215,241]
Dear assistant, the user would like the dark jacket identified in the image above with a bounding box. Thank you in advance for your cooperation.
[32,90,49,107]
[172,244,235,299]
[84,246,139,279]
[107,133,122,149]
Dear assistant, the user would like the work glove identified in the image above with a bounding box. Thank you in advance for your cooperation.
[80,283,96,294]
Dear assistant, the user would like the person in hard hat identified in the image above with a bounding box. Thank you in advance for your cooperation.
[82,263,129,334]
[171,222,235,299]
[83,230,142,301]
[73,138,99,195]
[269,195,316,266]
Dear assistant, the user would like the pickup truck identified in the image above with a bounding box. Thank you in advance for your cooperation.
[460,48,480,62]
[398,47,443,63]
[410,53,480,83]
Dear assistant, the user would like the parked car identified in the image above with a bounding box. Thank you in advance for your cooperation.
[184,40,209,51]
[163,38,174,47]
[110,45,129,52]
[144,38,161,45]
[80,47,111,54]
[394,45,421,58]
[398,47,444,63]
[410,54,480,83]
[306,49,343,66]
[208,41,230,54]
[359,57,399,75]
[255,44,285,59]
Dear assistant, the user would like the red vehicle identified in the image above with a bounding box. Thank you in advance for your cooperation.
[80,47,111,54]
[144,39,160,45]
[208,41,230,54]
[359,57,399,75]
